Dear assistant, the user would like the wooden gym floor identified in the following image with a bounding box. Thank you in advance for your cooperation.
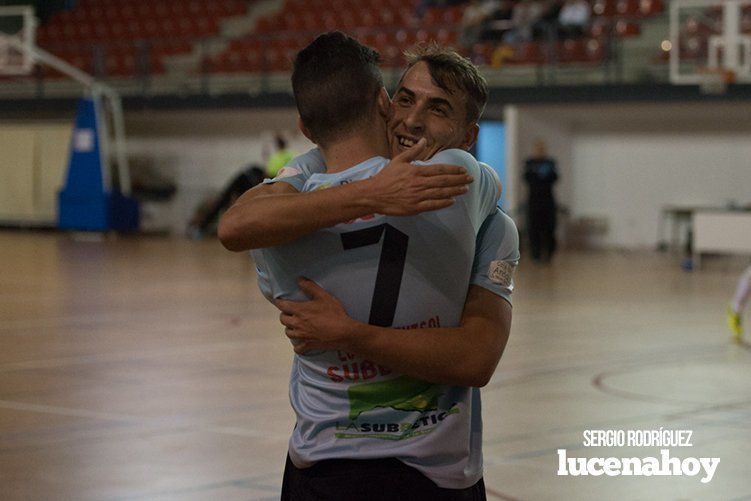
[0,230,749,500]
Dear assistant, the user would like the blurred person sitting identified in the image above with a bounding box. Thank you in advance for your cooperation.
[532,0,564,41]
[476,0,515,43]
[557,0,590,39]
[503,0,545,44]
[188,164,266,239]
[459,0,500,48]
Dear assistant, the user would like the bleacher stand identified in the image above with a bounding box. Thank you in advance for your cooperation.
[26,0,677,81]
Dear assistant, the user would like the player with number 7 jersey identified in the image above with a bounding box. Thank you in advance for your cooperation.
[251,147,502,488]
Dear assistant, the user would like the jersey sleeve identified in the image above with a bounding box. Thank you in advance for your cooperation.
[261,147,326,192]
[470,209,520,305]
[250,249,274,302]
[417,149,502,231]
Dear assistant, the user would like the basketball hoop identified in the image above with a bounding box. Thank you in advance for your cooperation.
[670,0,751,87]
[0,5,36,76]
[698,67,735,95]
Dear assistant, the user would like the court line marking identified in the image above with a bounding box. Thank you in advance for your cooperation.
[0,399,290,441]
[486,486,523,501]
[592,350,751,408]
[0,340,258,372]
[486,343,726,392]
[483,344,751,468]
[109,474,281,501]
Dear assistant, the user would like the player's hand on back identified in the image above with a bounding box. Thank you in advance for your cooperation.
[366,138,473,216]
[275,278,357,354]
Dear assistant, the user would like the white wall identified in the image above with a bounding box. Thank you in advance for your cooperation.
[509,102,751,249]
[571,131,751,248]
[125,108,313,233]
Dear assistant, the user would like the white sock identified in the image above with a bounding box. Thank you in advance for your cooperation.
[731,266,751,314]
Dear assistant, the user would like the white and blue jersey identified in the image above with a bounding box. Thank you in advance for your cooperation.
[253,149,518,489]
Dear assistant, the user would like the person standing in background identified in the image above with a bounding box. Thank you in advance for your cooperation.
[266,134,295,178]
[728,265,751,343]
[523,139,558,262]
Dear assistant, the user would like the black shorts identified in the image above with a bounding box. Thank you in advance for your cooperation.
[281,454,486,501]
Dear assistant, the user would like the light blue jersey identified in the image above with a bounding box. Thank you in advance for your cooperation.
[253,149,518,488]
[264,147,518,303]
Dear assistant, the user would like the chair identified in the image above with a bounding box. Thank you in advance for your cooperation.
[616,0,640,17]
[615,20,640,36]
[592,0,617,17]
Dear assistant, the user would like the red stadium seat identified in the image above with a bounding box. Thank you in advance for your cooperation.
[510,42,546,65]
[170,2,187,17]
[262,46,291,72]
[338,10,358,29]
[680,35,707,60]
[76,21,95,41]
[616,0,640,17]
[119,4,136,21]
[589,18,611,38]
[397,29,419,47]
[381,45,405,67]
[442,6,463,24]
[415,29,431,44]
[470,43,495,65]
[153,2,171,19]
[585,38,606,62]
[639,0,664,16]
[615,20,641,36]
[136,3,155,19]
[187,0,209,17]
[743,10,751,33]
[359,11,378,28]
[435,28,458,46]
[592,0,617,17]
[378,9,396,26]
[423,9,442,27]
[558,39,587,63]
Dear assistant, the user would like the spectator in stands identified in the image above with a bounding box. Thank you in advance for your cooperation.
[476,0,515,43]
[503,0,545,44]
[523,139,558,262]
[459,0,501,48]
[532,0,564,41]
[265,134,295,178]
[557,0,590,39]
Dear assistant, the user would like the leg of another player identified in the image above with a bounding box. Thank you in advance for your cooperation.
[728,265,751,342]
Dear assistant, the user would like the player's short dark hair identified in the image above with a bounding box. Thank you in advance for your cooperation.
[401,43,488,125]
[292,32,383,146]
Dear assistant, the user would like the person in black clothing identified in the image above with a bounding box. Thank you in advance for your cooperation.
[523,140,558,262]
[188,164,266,238]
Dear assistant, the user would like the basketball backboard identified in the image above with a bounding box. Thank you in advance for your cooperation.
[670,0,751,88]
[0,5,36,75]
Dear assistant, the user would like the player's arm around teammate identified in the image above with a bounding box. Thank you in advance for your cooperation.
[218,139,472,251]
[276,209,519,388]
[279,282,509,387]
